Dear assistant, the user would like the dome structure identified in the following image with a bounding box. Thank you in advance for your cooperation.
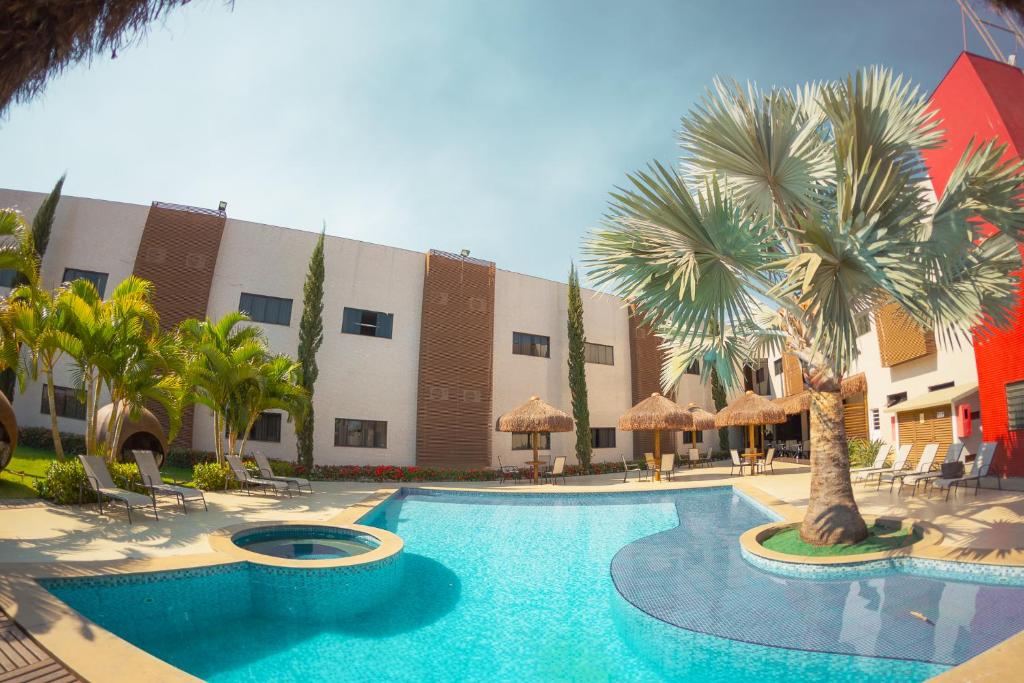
[94,403,169,466]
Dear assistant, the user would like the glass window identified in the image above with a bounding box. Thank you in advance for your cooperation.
[755,366,766,384]
[1007,381,1024,431]
[512,332,550,358]
[40,384,86,420]
[512,432,550,450]
[584,342,614,365]
[590,428,616,448]
[928,381,955,392]
[341,308,394,339]
[335,419,388,448]
[248,412,282,442]
[886,392,908,408]
[240,292,293,326]
[853,312,872,337]
[62,268,109,297]
[871,408,880,430]
[0,269,18,288]
[683,431,704,444]
[773,358,783,375]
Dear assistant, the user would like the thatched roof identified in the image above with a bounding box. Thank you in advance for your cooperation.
[772,373,868,415]
[685,402,717,431]
[715,390,787,427]
[496,396,573,433]
[618,393,693,431]
[95,402,168,458]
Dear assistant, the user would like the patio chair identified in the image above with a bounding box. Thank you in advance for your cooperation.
[882,444,938,492]
[729,450,743,476]
[854,444,911,485]
[541,456,566,485]
[757,448,776,474]
[252,452,313,493]
[851,443,892,475]
[621,455,649,482]
[933,441,1001,501]
[495,454,521,484]
[899,443,964,496]
[699,448,714,467]
[644,453,656,471]
[225,454,292,497]
[78,454,158,523]
[659,452,676,480]
[132,450,207,513]
[687,448,701,469]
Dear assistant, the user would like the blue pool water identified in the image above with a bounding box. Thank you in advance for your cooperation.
[43,488,1024,682]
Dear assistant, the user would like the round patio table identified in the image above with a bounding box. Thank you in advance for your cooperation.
[742,452,763,476]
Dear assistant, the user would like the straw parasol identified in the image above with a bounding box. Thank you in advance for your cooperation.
[772,373,868,415]
[715,390,786,454]
[618,392,693,481]
[496,396,573,484]
[684,402,717,451]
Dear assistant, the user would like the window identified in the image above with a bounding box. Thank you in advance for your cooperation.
[239,292,293,326]
[0,269,18,288]
[684,361,700,375]
[853,312,872,337]
[40,384,86,420]
[1007,381,1024,431]
[590,428,616,448]
[335,419,388,448]
[683,431,704,444]
[585,342,614,365]
[755,367,766,384]
[773,358,783,375]
[928,381,955,392]
[62,268,108,297]
[512,431,550,450]
[342,307,394,339]
[513,332,550,358]
[886,391,907,408]
[248,412,282,442]
[971,410,981,420]
[871,408,880,430]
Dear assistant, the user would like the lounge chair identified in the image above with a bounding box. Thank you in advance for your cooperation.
[225,454,292,497]
[659,452,676,481]
[855,444,911,485]
[729,449,743,476]
[78,454,158,523]
[899,444,964,496]
[132,450,207,513]
[933,441,1002,500]
[851,443,892,475]
[252,452,313,493]
[621,455,648,482]
[882,443,938,492]
[541,455,566,485]
[757,448,776,474]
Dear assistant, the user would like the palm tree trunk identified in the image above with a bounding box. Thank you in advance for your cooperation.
[213,412,224,464]
[799,390,869,545]
[44,366,64,459]
[84,372,95,455]
[109,401,127,462]
[237,413,257,458]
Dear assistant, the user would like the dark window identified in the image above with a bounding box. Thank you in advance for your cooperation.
[1007,381,1024,431]
[683,431,704,444]
[928,381,955,392]
[63,268,108,297]
[584,342,614,365]
[590,428,616,448]
[755,367,766,384]
[886,391,908,408]
[513,332,550,358]
[512,431,550,450]
[970,410,981,420]
[40,384,86,420]
[871,408,880,430]
[0,269,18,288]
[248,412,282,442]
[239,292,293,326]
[341,307,394,339]
[853,312,871,337]
[773,358,783,375]
[684,361,700,375]
[335,419,388,448]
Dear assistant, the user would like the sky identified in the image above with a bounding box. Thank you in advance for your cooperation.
[0,0,1005,284]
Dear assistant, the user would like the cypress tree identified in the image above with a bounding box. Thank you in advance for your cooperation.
[296,228,325,470]
[711,365,729,454]
[567,263,592,470]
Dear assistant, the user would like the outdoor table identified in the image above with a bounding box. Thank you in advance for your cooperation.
[527,460,546,484]
[742,452,763,476]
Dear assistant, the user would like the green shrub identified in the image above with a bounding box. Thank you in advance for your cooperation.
[268,459,298,476]
[165,448,216,470]
[848,438,884,468]
[193,462,229,491]
[18,427,87,455]
[36,460,142,504]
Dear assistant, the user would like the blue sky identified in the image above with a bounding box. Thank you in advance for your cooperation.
[0,0,997,283]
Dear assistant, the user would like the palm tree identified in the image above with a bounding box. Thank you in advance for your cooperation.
[233,354,309,458]
[0,209,38,284]
[587,68,1024,545]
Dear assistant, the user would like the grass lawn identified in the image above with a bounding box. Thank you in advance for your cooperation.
[0,447,193,500]
[763,522,920,557]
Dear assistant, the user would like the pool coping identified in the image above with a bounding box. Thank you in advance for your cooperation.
[208,520,403,569]
[0,480,1022,682]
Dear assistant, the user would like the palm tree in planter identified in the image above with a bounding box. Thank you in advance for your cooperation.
[232,354,309,458]
[587,68,1024,545]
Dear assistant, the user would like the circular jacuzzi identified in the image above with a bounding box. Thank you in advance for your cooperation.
[232,524,381,560]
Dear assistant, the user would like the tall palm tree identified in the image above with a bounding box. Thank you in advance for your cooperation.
[233,354,309,458]
[0,209,38,285]
[587,68,1024,545]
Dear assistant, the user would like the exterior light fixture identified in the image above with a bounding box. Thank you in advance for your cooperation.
[460,249,471,257]
[218,201,228,212]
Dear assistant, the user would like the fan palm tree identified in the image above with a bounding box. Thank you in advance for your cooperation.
[233,354,309,458]
[587,68,1024,545]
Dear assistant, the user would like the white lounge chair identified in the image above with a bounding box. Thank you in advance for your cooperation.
[856,444,911,485]
[225,454,292,497]
[900,443,964,496]
[659,452,676,481]
[729,449,743,476]
[252,452,313,493]
[850,443,892,475]
[883,444,938,492]
[542,455,567,485]
[78,454,158,523]
[933,442,1002,500]
[757,448,776,474]
[132,450,207,513]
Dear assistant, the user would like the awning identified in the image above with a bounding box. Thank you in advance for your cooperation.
[884,382,978,413]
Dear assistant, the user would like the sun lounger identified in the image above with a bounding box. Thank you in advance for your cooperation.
[899,444,964,495]
[856,444,911,485]
[933,441,1002,500]
[850,443,892,475]
[132,450,207,513]
[78,454,158,523]
[883,444,938,492]
[225,454,292,497]
[542,455,566,485]
[252,452,313,493]
[659,452,676,480]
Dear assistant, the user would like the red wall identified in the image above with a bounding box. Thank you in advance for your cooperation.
[921,52,1024,476]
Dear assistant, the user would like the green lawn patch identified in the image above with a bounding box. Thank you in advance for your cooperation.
[762,522,920,557]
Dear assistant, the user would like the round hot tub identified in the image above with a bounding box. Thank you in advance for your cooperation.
[232,525,381,560]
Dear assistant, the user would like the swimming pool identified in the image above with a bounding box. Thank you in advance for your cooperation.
[43,487,1024,681]
[233,524,380,560]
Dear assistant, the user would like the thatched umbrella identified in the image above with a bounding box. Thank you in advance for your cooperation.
[496,396,573,484]
[618,392,693,481]
[715,390,786,454]
[684,402,717,451]
[772,373,868,415]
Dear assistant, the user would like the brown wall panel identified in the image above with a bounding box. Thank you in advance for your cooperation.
[132,202,227,448]
[875,302,936,368]
[415,251,495,468]
[782,353,804,397]
[897,406,954,469]
[627,308,674,456]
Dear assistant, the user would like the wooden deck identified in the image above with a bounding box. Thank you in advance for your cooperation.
[0,612,78,683]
